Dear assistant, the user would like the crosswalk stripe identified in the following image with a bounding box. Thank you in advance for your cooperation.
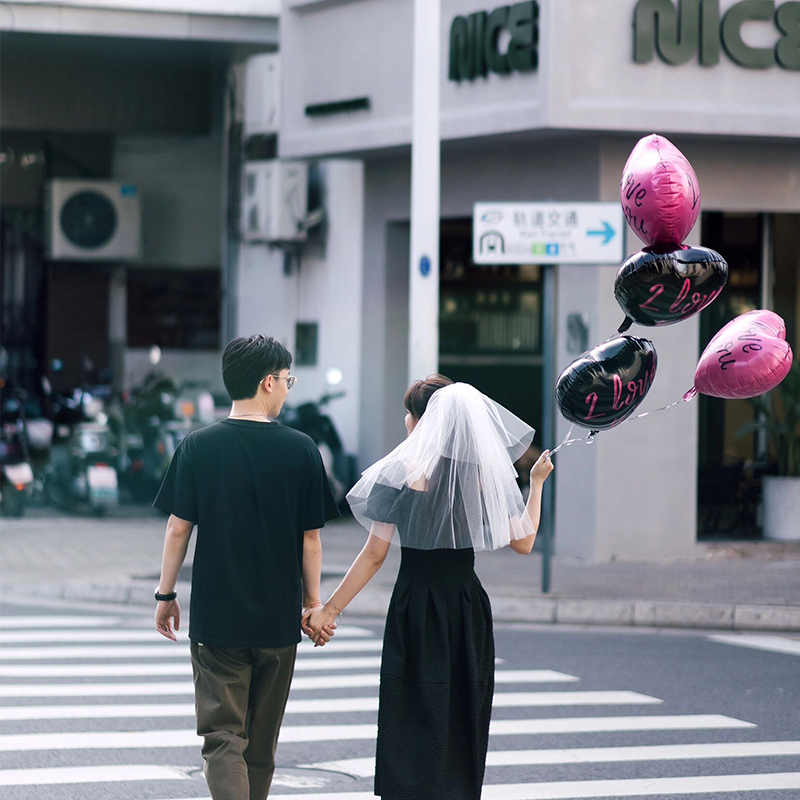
[0,628,379,644]
[0,764,192,786]
[0,682,197,698]
[146,773,800,800]
[0,641,384,660]
[0,662,576,680]
[303,741,800,777]
[0,691,661,721]
[267,773,800,799]
[0,670,575,696]
[0,656,383,677]
[0,715,753,751]
[710,634,800,657]
[0,616,125,628]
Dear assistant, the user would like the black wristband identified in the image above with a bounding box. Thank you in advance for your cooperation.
[154,588,177,602]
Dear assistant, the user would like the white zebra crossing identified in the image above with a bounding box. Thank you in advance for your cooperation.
[303,741,800,778]
[0,690,662,721]
[0,715,755,751]
[0,640,384,659]
[1,615,799,800]
[267,773,800,798]
[142,772,800,800]
[709,634,800,657]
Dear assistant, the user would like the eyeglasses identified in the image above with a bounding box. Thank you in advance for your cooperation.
[269,374,297,390]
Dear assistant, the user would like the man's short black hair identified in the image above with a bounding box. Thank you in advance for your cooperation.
[222,335,292,401]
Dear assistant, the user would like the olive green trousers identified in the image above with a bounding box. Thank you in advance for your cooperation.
[190,640,297,800]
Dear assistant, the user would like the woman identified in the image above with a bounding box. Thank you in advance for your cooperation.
[305,375,553,800]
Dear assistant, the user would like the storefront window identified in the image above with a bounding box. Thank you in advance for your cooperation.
[127,268,220,350]
[697,211,800,539]
[439,218,543,433]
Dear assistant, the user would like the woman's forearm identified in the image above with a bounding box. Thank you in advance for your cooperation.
[325,539,386,616]
[526,479,545,532]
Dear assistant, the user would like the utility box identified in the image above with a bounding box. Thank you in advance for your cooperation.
[241,160,308,243]
[244,53,280,138]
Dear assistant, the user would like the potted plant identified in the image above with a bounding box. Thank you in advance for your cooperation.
[738,360,800,540]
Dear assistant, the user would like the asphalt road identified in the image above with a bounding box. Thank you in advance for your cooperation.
[1,598,799,799]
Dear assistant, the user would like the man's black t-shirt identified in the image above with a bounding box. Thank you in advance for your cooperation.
[153,418,340,647]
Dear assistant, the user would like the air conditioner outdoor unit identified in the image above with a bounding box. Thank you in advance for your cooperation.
[242,160,308,243]
[46,180,141,261]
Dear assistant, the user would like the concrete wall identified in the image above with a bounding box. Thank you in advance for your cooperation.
[113,116,227,387]
[550,0,800,139]
[237,160,365,455]
[113,133,224,269]
[279,0,799,157]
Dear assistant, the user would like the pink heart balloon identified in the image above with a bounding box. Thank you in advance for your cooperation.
[692,310,794,400]
[620,134,700,247]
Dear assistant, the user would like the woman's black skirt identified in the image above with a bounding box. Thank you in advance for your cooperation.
[374,547,494,800]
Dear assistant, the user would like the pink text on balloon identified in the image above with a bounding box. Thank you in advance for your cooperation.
[612,367,656,411]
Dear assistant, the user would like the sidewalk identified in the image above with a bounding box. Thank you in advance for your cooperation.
[2,509,799,631]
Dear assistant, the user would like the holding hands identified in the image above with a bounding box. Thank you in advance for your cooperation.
[301,602,338,647]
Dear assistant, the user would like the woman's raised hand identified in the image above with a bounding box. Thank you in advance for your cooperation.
[530,450,554,485]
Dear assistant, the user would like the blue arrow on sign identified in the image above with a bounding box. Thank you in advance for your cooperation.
[587,221,616,245]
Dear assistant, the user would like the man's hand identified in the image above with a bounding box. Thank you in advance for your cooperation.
[308,605,339,647]
[302,603,336,645]
[155,599,181,641]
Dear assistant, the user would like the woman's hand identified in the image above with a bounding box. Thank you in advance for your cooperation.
[530,449,554,485]
[308,604,340,647]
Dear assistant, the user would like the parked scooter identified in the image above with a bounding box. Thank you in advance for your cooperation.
[281,372,356,509]
[43,362,120,515]
[0,389,35,517]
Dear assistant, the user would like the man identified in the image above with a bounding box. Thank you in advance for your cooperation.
[153,334,340,800]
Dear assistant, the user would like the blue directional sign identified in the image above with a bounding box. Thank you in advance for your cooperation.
[473,202,624,265]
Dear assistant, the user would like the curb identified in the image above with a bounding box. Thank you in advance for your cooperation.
[4,582,799,632]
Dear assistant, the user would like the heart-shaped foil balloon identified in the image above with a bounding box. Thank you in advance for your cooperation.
[615,245,728,329]
[556,335,658,431]
[620,134,700,247]
[692,310,794,400]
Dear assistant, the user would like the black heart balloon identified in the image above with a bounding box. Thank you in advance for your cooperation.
[555,335,658,431]
[615,245,728,329]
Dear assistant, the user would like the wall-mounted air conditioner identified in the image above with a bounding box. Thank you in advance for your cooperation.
[46,180,141,261]
[241,160,308,243]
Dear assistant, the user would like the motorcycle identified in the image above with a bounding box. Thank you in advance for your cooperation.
[0,391,35,517]
[281,388,356,509]
[120,370,216,503]
[43,370,120,516]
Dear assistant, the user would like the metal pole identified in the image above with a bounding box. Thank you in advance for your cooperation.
[541,264,556,593]
[757,213,774,458]
[408,0,441,384]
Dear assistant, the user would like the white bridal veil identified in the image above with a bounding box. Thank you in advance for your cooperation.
[346,383,536,551]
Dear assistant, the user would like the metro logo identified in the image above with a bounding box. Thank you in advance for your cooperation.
[633,0,800,70]
[449,1,539,82]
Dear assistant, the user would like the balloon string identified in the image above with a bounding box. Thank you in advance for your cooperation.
[549,390,696,455]
[549,424,598,457]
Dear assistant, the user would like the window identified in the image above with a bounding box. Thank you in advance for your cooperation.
[127,268,220,349]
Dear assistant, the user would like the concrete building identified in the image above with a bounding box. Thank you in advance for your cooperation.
[0,0,279,397]
[236,0,800,561]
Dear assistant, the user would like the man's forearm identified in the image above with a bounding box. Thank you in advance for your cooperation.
[158,522,192,593]
[302,531,323,606]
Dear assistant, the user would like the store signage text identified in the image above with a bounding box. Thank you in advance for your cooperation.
[449,1,539,82]
[634,0,800,70]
